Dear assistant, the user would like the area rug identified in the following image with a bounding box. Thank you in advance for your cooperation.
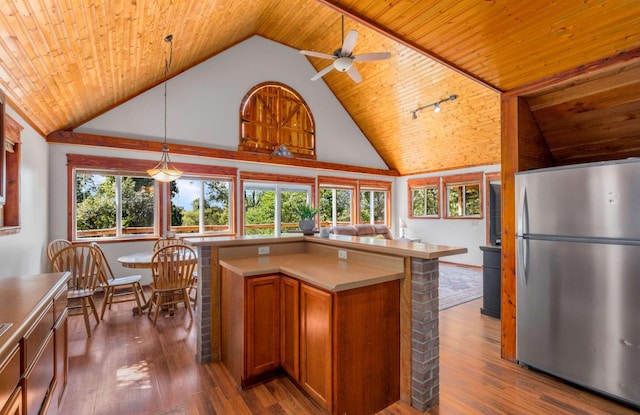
[438,263,483,310]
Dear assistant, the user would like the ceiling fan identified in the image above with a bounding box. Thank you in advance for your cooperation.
[299,17,391,83]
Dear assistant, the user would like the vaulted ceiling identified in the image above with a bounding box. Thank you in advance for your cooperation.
[1,0,639,175]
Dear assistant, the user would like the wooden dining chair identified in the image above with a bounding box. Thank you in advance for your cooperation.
[51,244,102,337]
[90,242,147,320]
[153,235,185,251]
[148,244,196,326]
[47,239,72,270]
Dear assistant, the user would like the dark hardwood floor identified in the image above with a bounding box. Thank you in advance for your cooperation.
[61,293,637,415]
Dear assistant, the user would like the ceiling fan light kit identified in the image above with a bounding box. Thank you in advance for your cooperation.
[300,16,390,83]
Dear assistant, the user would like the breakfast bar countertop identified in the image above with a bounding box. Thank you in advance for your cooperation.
[219,252,404,292]
[186,233,467,260]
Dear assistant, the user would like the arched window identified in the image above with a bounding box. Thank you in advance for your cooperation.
[239,82,315,159]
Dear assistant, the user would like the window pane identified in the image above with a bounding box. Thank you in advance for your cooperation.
[203,180,231,232]
[360,191,371,223]
[465,184,480,216]
[244,188,275,235]
[76,173,116,239]
[281,190,308,233]
[373,191,386,224]
[121,176,155,236]
[171,179,199,233]
[320,188,352,227]
[75,173,156,239]
[412,189,425,216]
[426,188,439,216]
[171,179,232,234]
[448,185,461,217]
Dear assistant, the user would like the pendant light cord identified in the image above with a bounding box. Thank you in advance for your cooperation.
[163,34,173,149]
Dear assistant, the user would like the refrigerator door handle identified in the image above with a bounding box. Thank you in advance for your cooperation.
[517,186,529,237]
[517,237,528,286]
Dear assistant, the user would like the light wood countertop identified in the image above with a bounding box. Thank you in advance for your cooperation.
[220,252,404,291]
[0,272,70,363]
[186,234,467,260]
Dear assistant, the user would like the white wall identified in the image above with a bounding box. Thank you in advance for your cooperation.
[48,36,391,283]
[395,164,500,267]
[0,106,49,278]
[76,35,387,169]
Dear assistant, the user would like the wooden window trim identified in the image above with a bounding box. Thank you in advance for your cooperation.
[0,89,5,205]
[0,108,23,236]
[408,177,441,219]
[67,154,238,241]
[442,172,484,219]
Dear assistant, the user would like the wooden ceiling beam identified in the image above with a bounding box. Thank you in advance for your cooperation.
[46,130,399,177]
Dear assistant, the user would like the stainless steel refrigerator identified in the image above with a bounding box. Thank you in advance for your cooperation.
[516,159,640,408]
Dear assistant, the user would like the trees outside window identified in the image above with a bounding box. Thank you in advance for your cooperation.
[243,182,312,235]
[319,187,352,227]
[360,190,387,224]
[408,177,440,218]
[75,173,156,239]
[170,178,232,234]
[442,173,483,218]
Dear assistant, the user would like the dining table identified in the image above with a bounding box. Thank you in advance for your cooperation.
[117,250,198,316]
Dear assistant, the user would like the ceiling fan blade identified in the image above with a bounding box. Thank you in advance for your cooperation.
[341,30,358,56]
[311,64,335,81]
[353,52,391,62]
[346,65,362,83]
[300,50,337,60]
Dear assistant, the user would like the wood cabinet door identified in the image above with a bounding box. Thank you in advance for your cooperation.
[299,283,332,411]
[280,276,299,379]
[245,275,280,381]
[0,387,21,415]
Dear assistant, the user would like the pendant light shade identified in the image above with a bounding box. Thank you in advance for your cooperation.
[147,144,182,182]
[148,34,182,182]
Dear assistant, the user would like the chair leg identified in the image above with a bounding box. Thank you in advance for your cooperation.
[88,296,100,324]
[100,287,111,320]
[136,282,147,305]
[183,289,193,320]
[132,283,144,314]
[152,293,163,327]
[81,298,92,337]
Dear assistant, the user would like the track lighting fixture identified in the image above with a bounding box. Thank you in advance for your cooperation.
[410,94,458,119]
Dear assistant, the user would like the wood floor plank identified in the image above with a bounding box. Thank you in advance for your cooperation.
[61,291,638,414]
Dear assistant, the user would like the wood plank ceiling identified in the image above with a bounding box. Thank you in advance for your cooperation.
[0,0,639,175]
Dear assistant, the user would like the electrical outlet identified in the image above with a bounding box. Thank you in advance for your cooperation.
[258,246,270,255]
[338,250,347,259]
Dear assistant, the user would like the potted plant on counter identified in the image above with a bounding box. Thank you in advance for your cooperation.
[295,204,319,235]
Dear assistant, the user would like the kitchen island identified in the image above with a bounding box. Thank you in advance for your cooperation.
[185,234,466,413]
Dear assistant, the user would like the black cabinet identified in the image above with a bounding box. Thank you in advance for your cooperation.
[479,245,501,319]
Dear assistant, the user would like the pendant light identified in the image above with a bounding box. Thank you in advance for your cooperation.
[147,34,182,182]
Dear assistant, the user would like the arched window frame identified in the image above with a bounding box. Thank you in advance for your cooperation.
[239,82,316,159]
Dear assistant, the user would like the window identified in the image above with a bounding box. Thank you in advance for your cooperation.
[241,172,315,236]
[359,180,391,225]
[318,176,356,228]
[169,177,233,235]
[239,82,315,159]
[442,173,483,218]
[75,172,157,239]
[408,177,440,218]
[68,154,238,241]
